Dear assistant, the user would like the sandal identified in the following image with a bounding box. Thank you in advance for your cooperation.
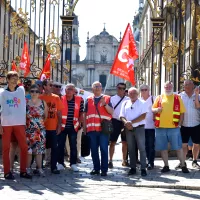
[4,172,15,180]
[20,172,32,179]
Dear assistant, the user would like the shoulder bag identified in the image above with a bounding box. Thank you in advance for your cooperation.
[94,99,113,135]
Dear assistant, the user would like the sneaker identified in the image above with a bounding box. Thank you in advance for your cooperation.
[182,166,189,173]
[33,169,40,175]
[4,172,15,180]
[90,169,100,175]
[26,168,32,175]
[141,169,147,177]
[38,169,46,177]
[101,172,107,176]
[20,172,32,179]
[175,162,187,170]
[147,164,154,170]
[128,168,136,176]
[51,169,60,174]
[57,163,65,171]
[108,161,113,169]
[45,161,51,167]
[71,164,79,172]
[122,160,129,167]
[161,166,170,173]
[192,160,200,169]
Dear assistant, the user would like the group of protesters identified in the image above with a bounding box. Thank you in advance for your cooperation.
[0,70,200,180]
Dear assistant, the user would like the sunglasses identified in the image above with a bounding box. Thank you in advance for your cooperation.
[117,87,126,90]
[94,86,102,89]
[141,89,148,92]
[54,85,61,88]
[30,90,40,94]
[66,88,74,91]
[48,84,53,87]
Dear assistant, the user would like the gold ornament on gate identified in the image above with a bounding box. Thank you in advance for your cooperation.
[65,0,79,16]
[10,8,29,38]
[163,34,179,71]
[196,15,200,40]
[46,30,61,60]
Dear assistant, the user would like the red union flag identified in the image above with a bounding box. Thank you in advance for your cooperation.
[110,23,138,85]
[11,60,18,72]
[39,54,51,81]
[20,41,30,77]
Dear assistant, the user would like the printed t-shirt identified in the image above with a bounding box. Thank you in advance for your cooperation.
[152,94,186,128]
[39,93,64,130]
[0,86,26,126]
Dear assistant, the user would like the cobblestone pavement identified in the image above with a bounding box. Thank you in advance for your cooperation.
[0,143,200,199]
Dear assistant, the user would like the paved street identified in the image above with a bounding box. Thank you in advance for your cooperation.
[0,143,200,199]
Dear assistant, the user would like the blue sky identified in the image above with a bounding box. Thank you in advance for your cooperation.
[75,0,139,60]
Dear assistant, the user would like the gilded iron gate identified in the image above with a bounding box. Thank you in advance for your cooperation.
[0,0,78,86]
[139,0,200,94]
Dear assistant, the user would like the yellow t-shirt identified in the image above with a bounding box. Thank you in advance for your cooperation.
[152,94,186,128]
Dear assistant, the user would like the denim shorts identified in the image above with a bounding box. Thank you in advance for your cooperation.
[155,128,182,151]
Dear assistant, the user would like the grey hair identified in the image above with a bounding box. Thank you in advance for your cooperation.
[139,84,150,91]
[65,83,75,88]
[183,79,194,85]
[128,87,139,94]
[92,81,102,88]
[164,81,173,87]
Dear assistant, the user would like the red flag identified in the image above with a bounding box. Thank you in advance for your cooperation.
[110,23,138,85]
[11,61,18,72]
[39,54,51,81]
[20,41,30,77]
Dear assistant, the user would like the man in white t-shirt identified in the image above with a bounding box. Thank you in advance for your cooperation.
[0,71,32,180]
[140,84,156,170]
[120,87,148,176]
[109,83,129,168]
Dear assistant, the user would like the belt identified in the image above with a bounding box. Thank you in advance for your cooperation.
[135,124,144,128]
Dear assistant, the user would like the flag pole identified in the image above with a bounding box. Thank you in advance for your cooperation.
[103,73,111,94]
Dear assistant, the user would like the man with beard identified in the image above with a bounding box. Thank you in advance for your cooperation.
[152,81,189,173]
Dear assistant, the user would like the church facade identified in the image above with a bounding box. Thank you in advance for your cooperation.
[65,16,125,95]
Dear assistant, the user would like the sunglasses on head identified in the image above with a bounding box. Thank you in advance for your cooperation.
[117,87,126,90]
[30,90,39,94]
[54,85,61,88]
[141,89,148,92]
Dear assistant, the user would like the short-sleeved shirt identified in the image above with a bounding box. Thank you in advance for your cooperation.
[152,94,186,128]
[179,92,200,127]
[0,86,26,126]
[111,95,130,120]
[140,96,156,129]
[39,93,64,130]
[65,96,84,128]
[119,98,148,127]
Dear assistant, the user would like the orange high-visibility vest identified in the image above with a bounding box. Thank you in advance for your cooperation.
[61,95,82,132]
[86,95,112,133]
[154,94,181,128]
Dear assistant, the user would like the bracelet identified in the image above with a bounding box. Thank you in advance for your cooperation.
[103,104,107,107]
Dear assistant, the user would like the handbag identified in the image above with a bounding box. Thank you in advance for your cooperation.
[94,99,113,135]
[81,134,90,157]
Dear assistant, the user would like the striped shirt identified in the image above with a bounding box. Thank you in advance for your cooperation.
[65,96,84,128]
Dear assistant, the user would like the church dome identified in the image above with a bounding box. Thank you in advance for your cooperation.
[100,28,109,36]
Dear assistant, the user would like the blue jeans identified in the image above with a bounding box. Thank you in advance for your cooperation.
[46,130,58,171]
[87,131,109,172]
[145,129,155,166]
[57,127,77,166]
